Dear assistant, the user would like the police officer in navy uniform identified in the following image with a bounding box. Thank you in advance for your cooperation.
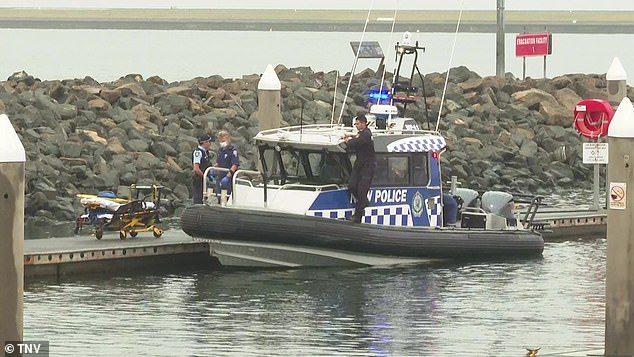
[343,114,376,223]
[216,130,240,195]
[192,134,213,204]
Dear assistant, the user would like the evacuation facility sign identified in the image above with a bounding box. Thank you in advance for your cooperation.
[609,182,626,210]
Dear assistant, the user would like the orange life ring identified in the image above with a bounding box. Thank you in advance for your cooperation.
[573,99,614,139]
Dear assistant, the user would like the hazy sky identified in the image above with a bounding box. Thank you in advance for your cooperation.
[2,0,634,11]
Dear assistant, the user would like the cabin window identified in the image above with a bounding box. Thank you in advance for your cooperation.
[280,150,308,180]
[371,153,429,187]
[412,153,429,186]
[373,155,410,186]
[260,147,350,185]
[403,119,420,131]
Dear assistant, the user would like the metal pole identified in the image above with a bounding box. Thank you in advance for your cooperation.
[522,57,526,80]
[496,0,505,78]
[0,114,25,345]
[449,176,460,195]
[605,97,634,356]
[593,163,600,210]
[543,55,547,79]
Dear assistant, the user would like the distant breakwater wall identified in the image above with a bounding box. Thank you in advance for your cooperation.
[1,66,626,226]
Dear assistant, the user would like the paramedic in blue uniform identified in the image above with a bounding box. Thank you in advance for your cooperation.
[343,114,376,223]
[192,134,213,204]
[216,130,240,195]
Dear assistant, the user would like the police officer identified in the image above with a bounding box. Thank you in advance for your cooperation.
[192,134,213,204]
[216,130,240,195]
[343,114,376,223]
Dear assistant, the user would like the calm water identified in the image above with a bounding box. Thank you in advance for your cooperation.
[25,239,606,356]
[1,29,633,82]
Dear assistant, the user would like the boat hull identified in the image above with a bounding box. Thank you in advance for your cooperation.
[181,205,544,267]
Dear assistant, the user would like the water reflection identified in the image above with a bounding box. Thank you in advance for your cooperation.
[25,239,605,356]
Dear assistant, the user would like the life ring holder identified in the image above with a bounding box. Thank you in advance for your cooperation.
[573,99,614,140]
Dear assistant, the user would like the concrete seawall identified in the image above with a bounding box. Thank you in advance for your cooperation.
[0,9,633,33]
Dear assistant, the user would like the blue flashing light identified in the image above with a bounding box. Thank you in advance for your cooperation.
[368,90,390,102]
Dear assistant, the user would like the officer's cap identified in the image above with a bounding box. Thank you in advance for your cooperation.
[198,134,214,143]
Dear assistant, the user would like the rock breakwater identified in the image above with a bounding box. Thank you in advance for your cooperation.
[2,66,625,226]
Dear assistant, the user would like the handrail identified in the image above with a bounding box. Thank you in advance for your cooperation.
[255,123,442,139]
[203,166,265,206]
[232,169,265,206]
[202,166,229,204]
[521,196,544,229]
[277,183,341,192]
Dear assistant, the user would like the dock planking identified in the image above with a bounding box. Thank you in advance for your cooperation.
[24,230,218,279]
[531,209,607,239]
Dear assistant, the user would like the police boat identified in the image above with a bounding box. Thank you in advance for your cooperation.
[181,105,544,267]
[181,35,543,267]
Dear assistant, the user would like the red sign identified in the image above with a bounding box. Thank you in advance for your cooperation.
[515,33,552,57]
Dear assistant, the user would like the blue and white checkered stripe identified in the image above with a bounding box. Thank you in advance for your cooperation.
[308,209,353,220]
[387,136,446,153]
[363,205,413,226]
[307,205,413,227]
[425,196,442,227]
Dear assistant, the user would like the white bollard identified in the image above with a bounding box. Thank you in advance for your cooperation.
[257,64,282,131]
[605,97,634,356]
[257,64,282,206]
[0,114,26,344]
[607,57,627,108]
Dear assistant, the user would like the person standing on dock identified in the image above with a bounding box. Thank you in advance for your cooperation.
[192,134,213,204]
[216,130,240,195]
[344,114,376,223]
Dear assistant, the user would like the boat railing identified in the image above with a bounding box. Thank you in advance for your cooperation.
[256,123,442,142]
[277,183,340,192]
[203,166,344,208]
[203,166,265,206]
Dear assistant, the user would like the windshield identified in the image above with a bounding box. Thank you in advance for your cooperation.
[260,147,351,185]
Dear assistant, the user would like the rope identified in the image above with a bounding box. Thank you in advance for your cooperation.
[435,7,463,132]
[337,0,375,124]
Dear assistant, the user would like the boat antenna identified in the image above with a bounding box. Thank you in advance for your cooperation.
[330,70,339,124]
[435,7,463,132]
[377,7,398,105]
[337,0,375,124]
[300,101,304,141]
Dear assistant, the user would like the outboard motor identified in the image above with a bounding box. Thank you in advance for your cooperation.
[481,191,516,228]
[454,188,480,208]
[454,188,485,229]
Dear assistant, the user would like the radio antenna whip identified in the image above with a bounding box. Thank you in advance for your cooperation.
[331,71,339,124]
[338,0,375,124]
[377,7,398,105]
[435,7,463,132]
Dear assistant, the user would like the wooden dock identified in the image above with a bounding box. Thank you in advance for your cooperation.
[23,208,607,278]
[24,230,218,279]
[531,209,607,239]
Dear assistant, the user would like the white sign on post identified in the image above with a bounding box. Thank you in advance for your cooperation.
[609,182,626,210]
[583,143,609,164]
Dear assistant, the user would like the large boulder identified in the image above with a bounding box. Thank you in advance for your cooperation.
[554,88,583,111]
[124,139,150,152]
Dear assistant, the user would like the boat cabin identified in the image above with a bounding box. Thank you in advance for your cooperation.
[225,115,447,228]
